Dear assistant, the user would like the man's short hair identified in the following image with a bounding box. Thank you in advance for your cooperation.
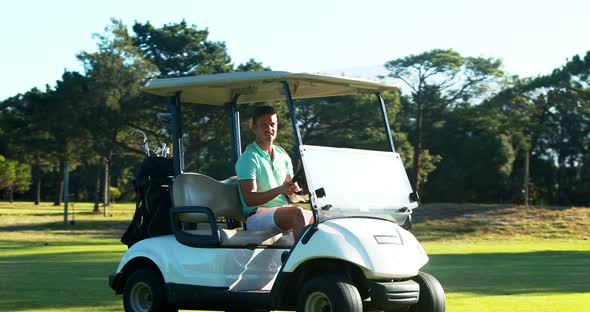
[252,105,276,124]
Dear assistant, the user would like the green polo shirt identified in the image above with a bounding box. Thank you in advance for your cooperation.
[235,142,293,216]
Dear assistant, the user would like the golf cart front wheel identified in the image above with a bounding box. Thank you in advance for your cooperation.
[123,269,177,312]
[296,275,363,312]
[409,272,446,312]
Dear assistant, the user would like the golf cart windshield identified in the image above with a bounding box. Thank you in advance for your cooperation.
[300,145,417,217]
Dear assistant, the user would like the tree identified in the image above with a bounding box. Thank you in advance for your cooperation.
[385,49,504,194]
[0,155,15,191]
[236,59,271,72]
[1,89,56,205]
[292,91,413,168]
[423,105,516,203]
[78,19,156,211]
[132,20,233,77]
[128,20,271,179]
[8,161,31,202]
[44,71,94,206]
[480,50,590,205]
[0,156,32,202]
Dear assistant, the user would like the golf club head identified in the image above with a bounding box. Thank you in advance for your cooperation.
[157,112,172,122]
[131,130,148,142]
[158,128,169,136]
[130,130,151,155]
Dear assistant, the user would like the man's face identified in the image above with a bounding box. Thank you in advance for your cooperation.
[252,113,278,145]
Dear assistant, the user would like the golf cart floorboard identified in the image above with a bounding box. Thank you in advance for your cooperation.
[167,283,275,310]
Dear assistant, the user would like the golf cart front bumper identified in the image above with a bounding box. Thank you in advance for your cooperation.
[109,272,124,294]
[368,279,419,310]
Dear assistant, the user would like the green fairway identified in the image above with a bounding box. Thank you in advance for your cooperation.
[422,240,590,311]
[0,202,130,312]
[0,202,589,311]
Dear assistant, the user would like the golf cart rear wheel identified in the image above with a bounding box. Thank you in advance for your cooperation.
[296,275,362,312]
[123,269,177,312]
[409,272,446,312]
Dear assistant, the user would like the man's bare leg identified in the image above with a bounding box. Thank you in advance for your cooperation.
[274,206,314,241]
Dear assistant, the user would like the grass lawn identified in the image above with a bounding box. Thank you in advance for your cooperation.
[0,202,130,312]
[0,202,589,311]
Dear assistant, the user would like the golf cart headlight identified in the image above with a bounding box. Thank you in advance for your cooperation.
[374,234,402,245]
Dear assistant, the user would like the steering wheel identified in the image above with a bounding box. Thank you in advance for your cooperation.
[291,166,308,195]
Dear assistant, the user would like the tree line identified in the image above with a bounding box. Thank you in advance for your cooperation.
[1,19,588,209]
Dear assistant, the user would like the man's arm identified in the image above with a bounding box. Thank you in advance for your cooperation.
[239,178,296,207]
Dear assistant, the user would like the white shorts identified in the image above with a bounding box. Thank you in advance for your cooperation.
[246,206,313,233]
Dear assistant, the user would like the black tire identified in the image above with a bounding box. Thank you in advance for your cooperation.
[123,269,178,312]
[296,275,363,312]
[409,272,446,312]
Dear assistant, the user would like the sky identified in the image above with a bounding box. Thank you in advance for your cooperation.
[1,0,589,100]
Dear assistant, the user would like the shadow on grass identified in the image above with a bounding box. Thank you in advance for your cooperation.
[0,220,131,237]
[0,211,119,217]
[424,250,590,295]
[0,240,127,248]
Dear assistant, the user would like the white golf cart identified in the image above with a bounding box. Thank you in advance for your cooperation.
[109,71,445,312]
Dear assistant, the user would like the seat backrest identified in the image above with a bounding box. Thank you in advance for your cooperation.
[172,173,245,222]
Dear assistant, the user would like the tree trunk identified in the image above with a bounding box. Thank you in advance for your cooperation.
[93,163,101,213]
[523,150,530,207]
[556,153,565,205]
[8,189,13,203]
[54,160,64,206]
[413,101,423,194]
[103,158,110,208]
[34,164,41,205]
[103,158,109,216]
[103,150,112,217]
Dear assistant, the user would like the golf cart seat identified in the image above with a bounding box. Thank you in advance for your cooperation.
[172,173,292,247]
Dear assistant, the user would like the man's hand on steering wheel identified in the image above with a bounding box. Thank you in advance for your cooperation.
[291,166,308,195]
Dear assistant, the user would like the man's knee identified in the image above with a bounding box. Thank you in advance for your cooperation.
[290,206,307,222]
[275,206,305,227]
[277,205,301,214]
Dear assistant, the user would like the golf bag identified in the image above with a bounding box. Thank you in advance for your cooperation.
[121,156,173,247]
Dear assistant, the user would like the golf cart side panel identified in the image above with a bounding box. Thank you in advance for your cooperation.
[116,235,174,277]
[283,218,428,279]
[165,246,285,291]
[118,235,286,290]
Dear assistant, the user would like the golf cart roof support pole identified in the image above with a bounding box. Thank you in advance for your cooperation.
[280,81,303,146]
[281,81,320,231]
[225,95,242,168]
[377,92,396,152]
[166,92,184,176]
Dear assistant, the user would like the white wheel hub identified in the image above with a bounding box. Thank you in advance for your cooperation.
[305,291,332,312]
[130,281,153,312]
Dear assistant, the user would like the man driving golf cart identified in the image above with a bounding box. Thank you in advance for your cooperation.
[236,105,313,241]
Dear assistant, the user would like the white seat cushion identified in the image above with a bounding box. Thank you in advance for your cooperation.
[184,228,294,247]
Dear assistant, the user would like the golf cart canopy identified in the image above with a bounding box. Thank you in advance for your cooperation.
[143,71,396,105]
